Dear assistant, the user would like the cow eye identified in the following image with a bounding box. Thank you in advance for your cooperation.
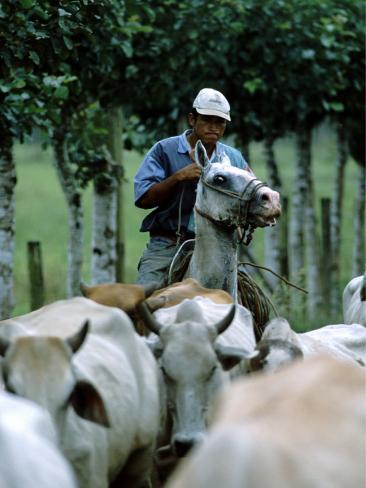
[208,366,217,378]
[213,175,226,184]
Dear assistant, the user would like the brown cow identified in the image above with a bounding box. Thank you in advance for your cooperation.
[81,279,234,335]
[146,278,233,311]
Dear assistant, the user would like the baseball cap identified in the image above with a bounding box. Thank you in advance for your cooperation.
[193,88,231,121]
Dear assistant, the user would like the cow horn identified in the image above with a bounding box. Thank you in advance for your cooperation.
[66,320,90,353]
[214,305,236,334]
[80,282,90,297]
[361,273,366,302]
[136,301,162,335]
[0,336,10,357]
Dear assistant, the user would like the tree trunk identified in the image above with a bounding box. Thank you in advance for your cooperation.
[27,241,45,310]
[242,141,250,165]
[279,196,289,278]
[321,198,331,316]
[91,150,118,284]
[352,164,365,277]
[330,123,348,313]
[53,127,84,298]
[303,128,323,319]
[106,106,125,282]
[263,135,282,289]
[290,129,308,281]
[0,132,15,318]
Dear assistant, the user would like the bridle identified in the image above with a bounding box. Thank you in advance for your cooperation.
[194,169,269,245]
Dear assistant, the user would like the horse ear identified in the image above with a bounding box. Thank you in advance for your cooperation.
[195,140,209,169]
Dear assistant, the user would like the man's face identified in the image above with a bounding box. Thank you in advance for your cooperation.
[189,113,227,145]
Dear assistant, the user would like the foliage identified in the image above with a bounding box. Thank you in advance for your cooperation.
[123,0,245,148]
[0,0,151,160]
[1,0,363,156]
[226,0,365,146]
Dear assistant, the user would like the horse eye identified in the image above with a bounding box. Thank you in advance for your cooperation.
[214,175,226,184]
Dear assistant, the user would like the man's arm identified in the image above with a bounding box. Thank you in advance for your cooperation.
[138,163,201,209]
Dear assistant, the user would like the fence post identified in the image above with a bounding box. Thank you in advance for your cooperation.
[279,196,289,278]
[27,241,44,310]
[321,198,331,315]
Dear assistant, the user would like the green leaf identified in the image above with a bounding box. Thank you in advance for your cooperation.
[302,49,315,60]
[29,51,40,65]
[63,36,73,50]
[20,0,34,8]
[0,84,11,93]
[121,43,133,58]
[14,79,26,89]
[58,8,72,17]
[243,78,263,94]
[54,86,69,99]
[329,102,344,112]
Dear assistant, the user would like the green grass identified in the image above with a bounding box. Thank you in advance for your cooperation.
[13,125,359,318]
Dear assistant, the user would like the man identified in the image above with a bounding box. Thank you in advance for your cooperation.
[134,88,250,287]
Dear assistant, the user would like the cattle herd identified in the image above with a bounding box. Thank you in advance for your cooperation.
[0,274,365,488]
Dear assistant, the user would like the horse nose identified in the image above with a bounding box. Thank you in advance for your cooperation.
[173,433,203,457]
[260,190,281,211]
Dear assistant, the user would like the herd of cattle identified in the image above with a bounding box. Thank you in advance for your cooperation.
[0,274,365,487]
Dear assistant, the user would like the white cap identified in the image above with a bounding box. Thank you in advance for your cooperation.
[193,88,231,121]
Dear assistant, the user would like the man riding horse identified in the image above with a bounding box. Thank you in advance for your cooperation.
[134,88,251,288]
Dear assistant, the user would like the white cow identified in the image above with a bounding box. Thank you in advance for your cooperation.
[138,296,256,460]
[0,297,160,488]
[249,317,366,373]
[343,274,366,326]
[167,354,366,488]
[0,390,77,488]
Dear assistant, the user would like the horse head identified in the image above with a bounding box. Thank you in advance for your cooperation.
[194,140,281,231]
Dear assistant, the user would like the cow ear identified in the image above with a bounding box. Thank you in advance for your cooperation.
[194,140,209,170]
[0,336,10,357]
[69,380,110,428]
[215,344,258,371]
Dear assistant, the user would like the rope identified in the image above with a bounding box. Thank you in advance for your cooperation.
[237,270,275,341]
[238,261,308,294]
[175,186,186,246]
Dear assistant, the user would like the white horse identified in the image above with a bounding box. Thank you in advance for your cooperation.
[170,141,281,301]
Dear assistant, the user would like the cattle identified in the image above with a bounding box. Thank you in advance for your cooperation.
[81,278,233,335]
[0,297,160,488]
[166,354,366,488]
[0,390,77,488]
[146,278,234,311]
[249,316,366,373]
[138,296,256,463]
[80,281,158,317]
[343,274,366,326]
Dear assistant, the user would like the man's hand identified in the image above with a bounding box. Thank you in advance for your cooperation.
[138,161,201,208]
[176,163,201,182]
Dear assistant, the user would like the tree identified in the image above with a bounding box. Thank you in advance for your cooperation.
[1,0,152,303]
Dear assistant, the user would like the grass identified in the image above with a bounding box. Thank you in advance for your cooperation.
[13,124,359,321]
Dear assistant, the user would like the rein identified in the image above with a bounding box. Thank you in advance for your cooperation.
[195,172,269,245]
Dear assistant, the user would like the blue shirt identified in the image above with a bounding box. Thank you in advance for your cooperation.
[134,130,248,234]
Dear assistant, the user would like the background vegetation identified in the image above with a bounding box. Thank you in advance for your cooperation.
[1,0,364,327]
[13,124,359,325]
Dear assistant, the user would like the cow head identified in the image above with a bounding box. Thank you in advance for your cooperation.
[138,300,256,457]
[249,317,304,373]
[0,321,109,431]
[249,339,304,373]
